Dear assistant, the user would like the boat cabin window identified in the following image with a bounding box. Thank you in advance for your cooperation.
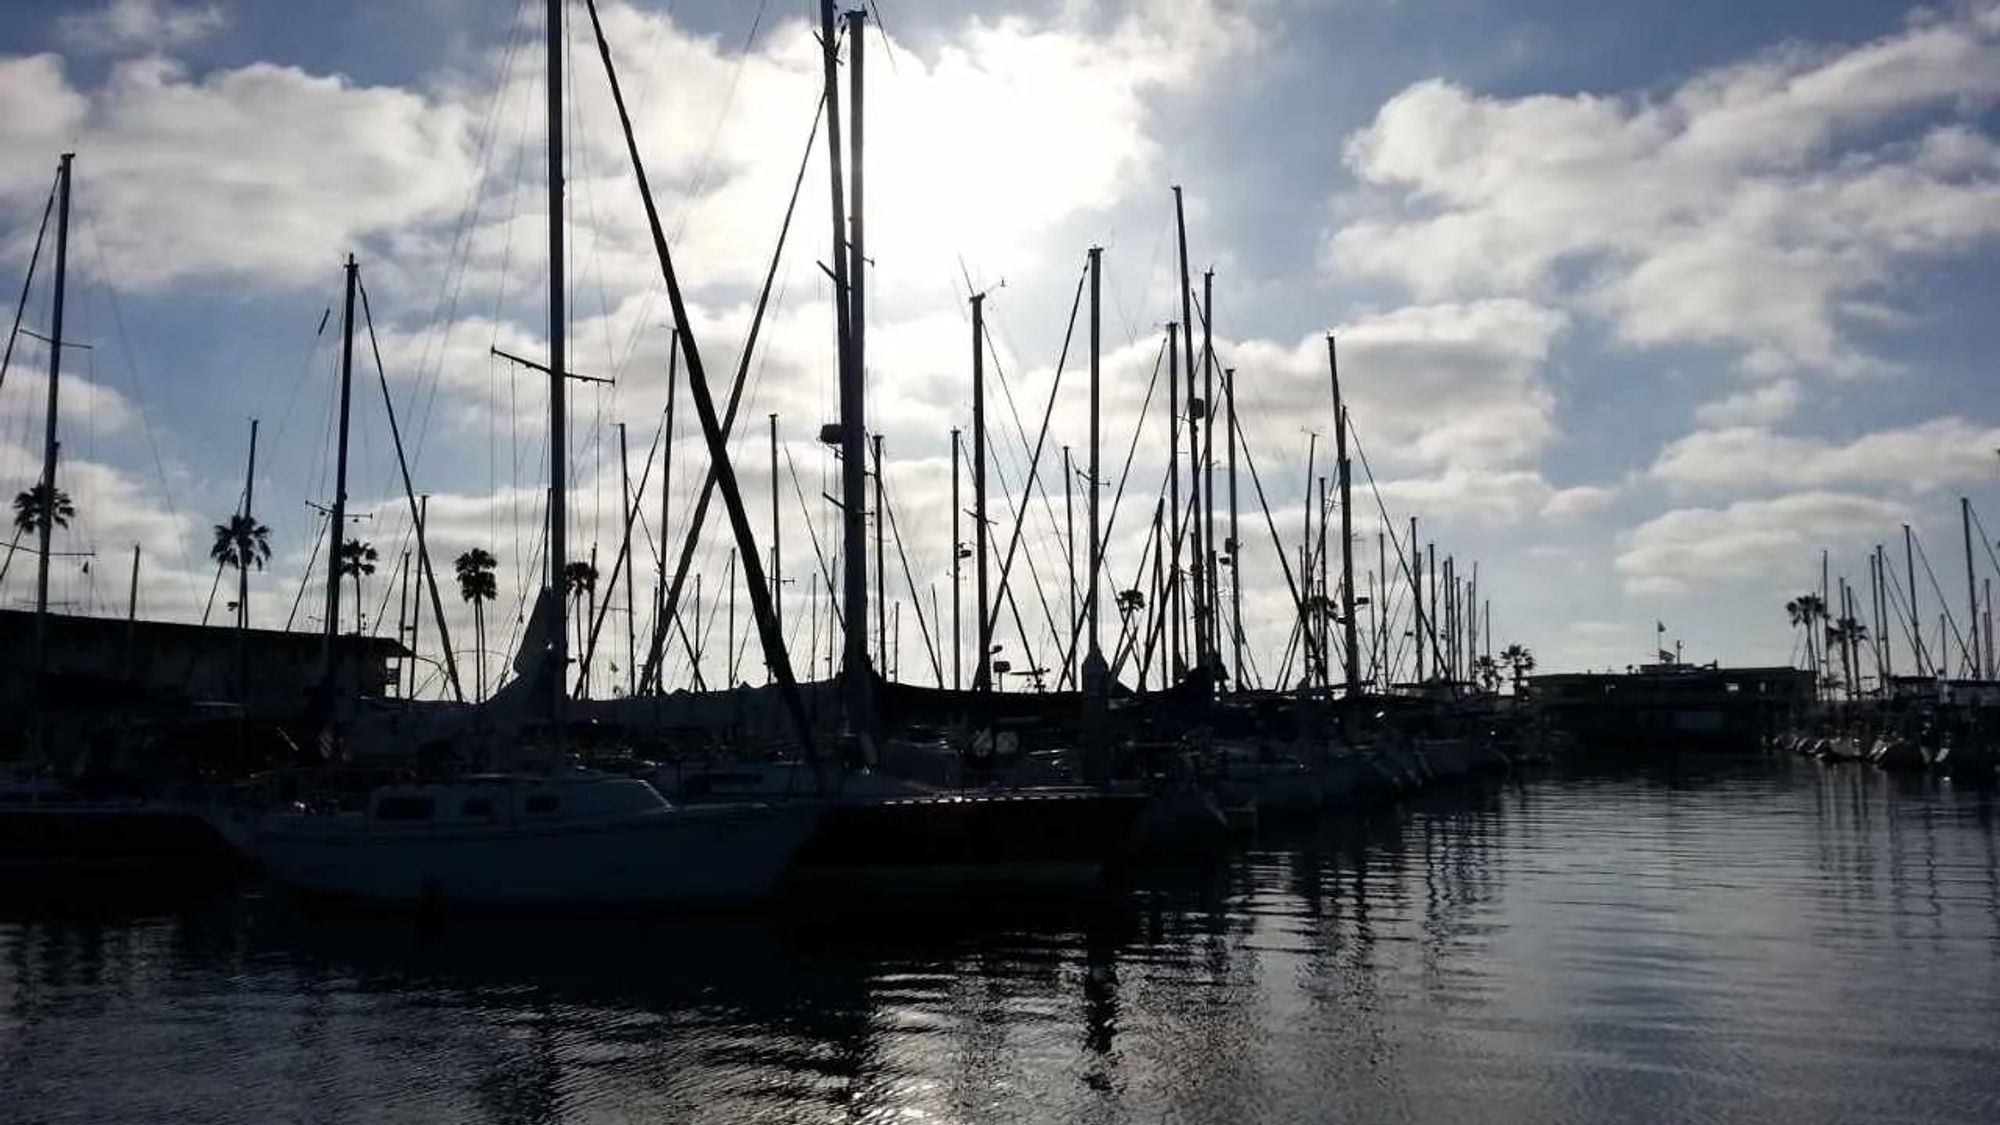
[461,798,495,818]
[523,795,561,815]
[375,796,436,822]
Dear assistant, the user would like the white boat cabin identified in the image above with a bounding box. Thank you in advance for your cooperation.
[360,775,672,828]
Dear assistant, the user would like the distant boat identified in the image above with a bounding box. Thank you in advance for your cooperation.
[0,779,244,900]
[654,758,1152,885]
[254,773,815,906]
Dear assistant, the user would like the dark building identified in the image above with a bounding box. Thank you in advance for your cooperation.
[2,608,405,736]
[1531,663,1814,753]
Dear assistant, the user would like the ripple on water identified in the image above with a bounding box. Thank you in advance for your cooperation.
[5,760,2000,1124]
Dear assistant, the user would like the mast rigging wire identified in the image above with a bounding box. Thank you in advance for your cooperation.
[636,87,826,694]
[982,261,1087,649]
[0,170,56,401]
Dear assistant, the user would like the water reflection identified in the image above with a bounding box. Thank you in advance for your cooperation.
[6,760,2000,1124]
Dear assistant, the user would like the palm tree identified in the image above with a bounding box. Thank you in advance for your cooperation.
[12,483,75,536]
[1472,653,1501,693]
[210,513,272,627]
[454,548,498,702]
[211,511,272,701]
[338,539,378,634]
[1500,643,1536,695]
[1785,593,1828,679]
[3,484,77,588]
[563,559,599,684]
[1826,616,1868,699]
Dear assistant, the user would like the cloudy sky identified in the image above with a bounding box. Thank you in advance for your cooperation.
[1,0,1997,697]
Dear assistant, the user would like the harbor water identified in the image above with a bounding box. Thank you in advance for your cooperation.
[6,757,1999,1124]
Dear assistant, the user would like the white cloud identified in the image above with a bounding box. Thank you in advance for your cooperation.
[1694,378,1801,427]
[58,0,228,54]
[1556,618,1653,671]
[0,364,143,437]
[1213,299,1570,475]
[0,54,479,289]
[0,56,88,209]
[6,0,1254,303]
[1650,417,2000,494]
[1327,2,2000,375]
[1541,483,1618,520]
[1615,490,1909,594]
[1376,467,1615,524]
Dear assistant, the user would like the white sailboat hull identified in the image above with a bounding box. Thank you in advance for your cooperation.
[256,803,818,906]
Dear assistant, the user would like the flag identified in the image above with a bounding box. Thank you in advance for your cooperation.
[1657,620,1666,634]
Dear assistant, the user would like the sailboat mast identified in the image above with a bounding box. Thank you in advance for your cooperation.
[1317,476,1330,691]
[412,495,428,698]
[1365,571,1377,685]
[1963,497,1980,678]
[1149,498,1165,690]
[1905,524,1925,676]
[1976,580,1992,680]
[1329,336,1359,696]
[847,4,868,452]
[1065,443,1076,687]
[1467,564,1479,683]
[951,425,962,692]
[620,423,636,698]
[1410,516,1423,681]
[1377,531,1387,683]
[819,0,870,731]
[852,6,876,690]
[1167,321,1183,675]
[396,551,411,696]
[1300,432,1315,685]
[545,0,569,749]
[1226,367,1241,691]
[1874,544,1892,682]
[769,413,781,654]
[972,293,991,694]
[322,256,357,676]
[1084,246,1105,689]
[125,544,140,677]
[32,152,73,685]
[1819,549,1830,693]
[1427,542,1438,679]
[237,419,258,630]
[1202,268,1217,678]
[238,418,259,700]
[1172,187,1203,674]
[1452,560,1461,678]
[646,335,679,694]
[873,432,886,674]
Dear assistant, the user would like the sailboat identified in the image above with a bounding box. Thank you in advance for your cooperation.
[251,0,816,908]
